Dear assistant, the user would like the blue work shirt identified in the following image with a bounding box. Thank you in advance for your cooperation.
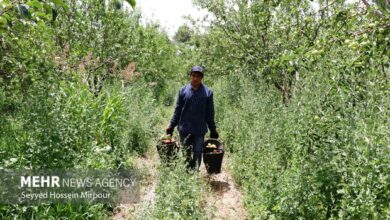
[169,83,216,136]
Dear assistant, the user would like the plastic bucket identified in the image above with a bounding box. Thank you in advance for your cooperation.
[203,138,224,174]
[156,140,179,162]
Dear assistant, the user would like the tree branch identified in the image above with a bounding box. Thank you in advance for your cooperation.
[361,0,385,18]
[0,0,18,17]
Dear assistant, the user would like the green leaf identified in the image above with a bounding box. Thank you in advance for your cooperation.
[2,13,11,21]
[35,12,50,20]
[0,16,7,27]
[51,0,65,7]
[26,0,43,9]
[125,0,136,9]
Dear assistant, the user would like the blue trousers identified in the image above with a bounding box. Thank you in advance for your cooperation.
[179,131,204,170]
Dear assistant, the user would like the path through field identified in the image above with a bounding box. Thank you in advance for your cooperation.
[112,145,160,220]
[201,156,248,220]
[112,119,248,220]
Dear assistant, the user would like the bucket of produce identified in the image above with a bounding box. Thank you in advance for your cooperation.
[203,138,224,174]
[156,134,179,162]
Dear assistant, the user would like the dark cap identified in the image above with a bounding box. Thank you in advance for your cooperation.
[190,66,204,75]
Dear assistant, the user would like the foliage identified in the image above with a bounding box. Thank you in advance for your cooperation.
[190,0,389,219]
[0,0,182,218]
[174,24,193,43]
[1,203,109,219]
[194,0,389,104]
[0,0,389,218]
[138,152,209,220]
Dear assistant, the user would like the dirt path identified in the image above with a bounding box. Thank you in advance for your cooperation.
[201,154,248,220]
[111,111,248,220]
[112,108,170,220]
[112,149,248,220]
[112,145,160,220]
[112,146,248,220]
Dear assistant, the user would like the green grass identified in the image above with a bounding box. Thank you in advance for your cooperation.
[212,72,389,219]
[138,150,209,220]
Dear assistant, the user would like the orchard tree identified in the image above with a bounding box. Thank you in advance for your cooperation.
[174,24,193,43]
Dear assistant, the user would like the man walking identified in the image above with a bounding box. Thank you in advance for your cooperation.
[166,66,219,169]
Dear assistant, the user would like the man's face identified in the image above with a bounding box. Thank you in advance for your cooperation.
[190,72,203,87]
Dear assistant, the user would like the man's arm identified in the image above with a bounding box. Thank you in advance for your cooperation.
[206,91,217,134]
[169,89,184,129]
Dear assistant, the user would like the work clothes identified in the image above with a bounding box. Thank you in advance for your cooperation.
[169,83,216,136]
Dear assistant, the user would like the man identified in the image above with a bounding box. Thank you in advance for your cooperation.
[166,66,219,169]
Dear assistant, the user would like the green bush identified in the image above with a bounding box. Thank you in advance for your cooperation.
[0,0,181,218]
[188,1,389,218]
[140,152,209,220]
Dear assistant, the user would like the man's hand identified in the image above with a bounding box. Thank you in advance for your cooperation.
[166,127,174,136]
[210,130,219,139]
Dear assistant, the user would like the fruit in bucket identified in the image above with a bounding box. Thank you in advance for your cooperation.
[211,149,221,154]
[207,143,217,148]
[160,134,173,143]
